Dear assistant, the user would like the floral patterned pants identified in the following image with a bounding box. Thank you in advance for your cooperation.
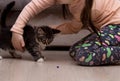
[69,24,120,66]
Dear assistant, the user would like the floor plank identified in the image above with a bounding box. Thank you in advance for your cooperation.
[0,51,120,81]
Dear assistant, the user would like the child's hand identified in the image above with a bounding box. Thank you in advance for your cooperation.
[11,32,25,52]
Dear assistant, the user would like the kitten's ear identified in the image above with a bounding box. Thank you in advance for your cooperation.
[52,29,61,34]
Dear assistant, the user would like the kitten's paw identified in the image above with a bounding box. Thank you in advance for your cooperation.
[0,56,3,60]
[37,58,44,63]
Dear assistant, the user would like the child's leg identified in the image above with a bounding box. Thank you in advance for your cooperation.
[69,33,99,60]
[75,46,120,65]
[70,24,120,66]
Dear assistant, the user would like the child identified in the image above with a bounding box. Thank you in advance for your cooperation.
[11,0,120,66]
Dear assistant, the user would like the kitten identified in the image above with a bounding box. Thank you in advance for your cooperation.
[0,1,60,62]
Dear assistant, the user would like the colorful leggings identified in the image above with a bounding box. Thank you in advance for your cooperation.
[69,24,120,66]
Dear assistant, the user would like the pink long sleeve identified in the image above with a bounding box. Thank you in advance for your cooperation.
[11,0,120,35]
[55,19,82,34]
[11,0,55,34]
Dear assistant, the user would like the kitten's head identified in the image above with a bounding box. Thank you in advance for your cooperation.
[34,26,60,45]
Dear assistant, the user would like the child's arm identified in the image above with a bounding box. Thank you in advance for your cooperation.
[11,0,55,51]
[55,19,82,34]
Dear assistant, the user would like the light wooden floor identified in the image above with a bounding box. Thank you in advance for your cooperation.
[0,50,120,81]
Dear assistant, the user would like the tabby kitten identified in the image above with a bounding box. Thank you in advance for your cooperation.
[0,1,60,62]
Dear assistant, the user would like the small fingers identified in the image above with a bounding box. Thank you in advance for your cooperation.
[11,33,25,52]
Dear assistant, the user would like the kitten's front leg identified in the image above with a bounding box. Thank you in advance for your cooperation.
[0,50,3,60]
[0,56,3,60]
[26,41,44,62]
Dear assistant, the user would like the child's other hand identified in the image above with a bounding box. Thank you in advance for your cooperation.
[11,32,25,52]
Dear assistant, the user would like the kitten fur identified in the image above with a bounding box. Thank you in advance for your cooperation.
[0,1,60,62]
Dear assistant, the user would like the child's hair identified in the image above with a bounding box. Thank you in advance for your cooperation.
[62,4,72,19]
[62,0,98,35]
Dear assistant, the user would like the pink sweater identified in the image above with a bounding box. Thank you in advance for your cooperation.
[11,0,120,34]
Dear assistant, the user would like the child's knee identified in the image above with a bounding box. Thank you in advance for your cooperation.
[74,51,100,66]
[74,51,90,66]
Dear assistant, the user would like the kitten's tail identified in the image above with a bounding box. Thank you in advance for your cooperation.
[0,1,15,27]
